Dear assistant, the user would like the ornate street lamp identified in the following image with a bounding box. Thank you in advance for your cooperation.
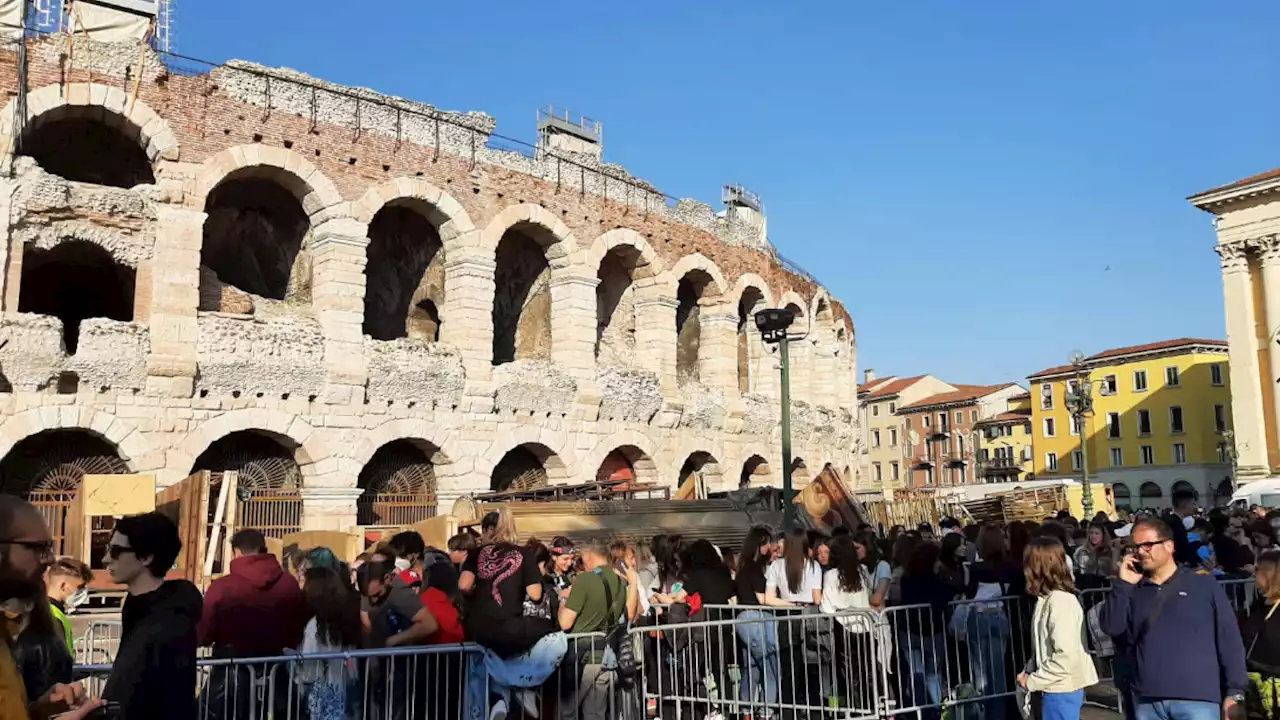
[755,307,798,530]
[1063,351,1096,519]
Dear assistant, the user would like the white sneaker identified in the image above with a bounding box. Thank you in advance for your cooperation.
[515,689,540,719]
[489,698,508,720]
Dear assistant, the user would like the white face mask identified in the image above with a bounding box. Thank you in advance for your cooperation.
[393,558,412,572]
[66,588,90,609]
[1183,515,1195,530]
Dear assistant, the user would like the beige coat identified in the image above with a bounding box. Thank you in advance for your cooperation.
[1025,590,1099,693]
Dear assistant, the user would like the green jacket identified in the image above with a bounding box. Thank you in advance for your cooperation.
[49,603,72,653]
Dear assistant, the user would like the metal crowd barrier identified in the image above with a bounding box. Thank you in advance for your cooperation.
[74,618,123,665]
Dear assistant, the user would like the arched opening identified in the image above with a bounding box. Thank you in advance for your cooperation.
[201,174,311,308]
[357,439,438,526]
[1113,482,1131,510]
[678,451,723,497]
[1171,480,1199,502]
[493,225,554,365]
[740,455,771,488]
[18,240,135,355]
[491,444,553,492]
[791,457,812,488]
[363,202,446,342]
[597,449,635,483]
[21,115,154,188]
[1139,481,1162,508]
[595,246,642,364]
[0,429,129,556]
[192,431,303,538]
[737,287,766,394]
[1215,477,1235,506]
[676,271,714,386]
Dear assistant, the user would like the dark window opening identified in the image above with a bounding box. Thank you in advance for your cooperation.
[491,445,548,492]
[492,230,551,365]
[595,246,640,363]
[21,116,154,188]
[202,176,310,304]
[363,204,445,342]
[18,240,135,355]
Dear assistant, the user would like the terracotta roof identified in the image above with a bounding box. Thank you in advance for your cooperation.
[974,408,1033,425]
[897,384,1013,412]
[857,376,896,394]
[1196,167,1280,196]
[1008,392,1031,400]
[862,375,926,400]
[1028,338,1227,379]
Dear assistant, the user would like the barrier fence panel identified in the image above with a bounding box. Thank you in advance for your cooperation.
[74,619,123,665]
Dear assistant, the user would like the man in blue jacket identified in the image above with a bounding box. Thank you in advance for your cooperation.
[1099,517,1247,720]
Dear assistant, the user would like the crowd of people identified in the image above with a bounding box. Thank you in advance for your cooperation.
[3,489,1280,720]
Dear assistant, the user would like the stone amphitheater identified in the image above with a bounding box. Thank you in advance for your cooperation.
[0,35,857,539]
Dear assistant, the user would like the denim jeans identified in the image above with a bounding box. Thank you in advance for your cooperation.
[1135,699,1222,720]
[967,611,1010,720]
[736,609,781,713]
[464,631,569,720]
[1041,689,1084,720]
[899,630,946,720]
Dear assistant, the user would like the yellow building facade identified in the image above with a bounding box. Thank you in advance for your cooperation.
[975,393,1034,484]
[1028,339,1234,510]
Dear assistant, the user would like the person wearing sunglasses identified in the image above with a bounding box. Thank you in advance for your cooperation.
[99,512,203,720]
[1097,517,1247,720]
[0,495,103,720]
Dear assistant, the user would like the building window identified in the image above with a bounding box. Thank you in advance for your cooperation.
[1138,409,1152,436]
[1166,366,1180,387]
[872,405,879,417]
[874,463,882,482]
[1070,415,1082,436]
[1215,404,1227,433]
[1110,447,1123,468]
[971,410,979,422]
[1141,445,1154,465]
[1133,370,1148,392]
[954,411,962,424]
[905,418,912,428]
[1211,363,1224,386]
[1170,406,1185,433]
[1041,383,1053,409]
[891,462,900,481]
[1108,412,1121,439]
[1173,443,1187,464]
[1102,375,1118,395]
[923,415,931,427]
[938,412,948,429]
[873,430,881,448]
[958,436,966,455]
[1044,418,1056,437]
[1046,452,1059,472]
[890,428,898,446]
[1072,451,1083,470]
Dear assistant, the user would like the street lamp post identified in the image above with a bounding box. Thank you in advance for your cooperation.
[756,307,798,531]
[1064,354,1096,520]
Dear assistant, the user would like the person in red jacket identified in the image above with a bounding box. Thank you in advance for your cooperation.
[198,529,307,658]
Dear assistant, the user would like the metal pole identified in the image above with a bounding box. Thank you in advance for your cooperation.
[780,334,795,531]
[1078,369,1094,520]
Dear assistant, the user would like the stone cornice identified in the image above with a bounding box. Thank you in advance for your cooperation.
[444,257,498,275]
[1216,240,1253,274]
[634,297,681,310]
[548,274,601,289]
[1190,175,1280,213]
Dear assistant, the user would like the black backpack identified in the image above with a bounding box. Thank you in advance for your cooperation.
[600,573,639,689]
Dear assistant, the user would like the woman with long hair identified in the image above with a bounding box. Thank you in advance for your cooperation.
[854,530,892,609]
[820,535,881,710]
[1016,537,1097,720]
[735,525,782,715]
[298,566,363,720]
[1243,550,1280,718]
[937,533,967,592]
[888,532,921,606]
[1074,522,1117,583]
[897,542,957,720]
[764,528,824,711]
[650,534,687,606]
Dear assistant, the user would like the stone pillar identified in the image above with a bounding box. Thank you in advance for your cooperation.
[146,206,204,397]
[299,487,364,532]
[790,335,813,406]
[1220,241,1269,479]
[700,306,739,399]
[1254,237,1280,476]
[311,218,369,406]
[441,247,496,384]
[634,295,680,395]
[549,269,599,381]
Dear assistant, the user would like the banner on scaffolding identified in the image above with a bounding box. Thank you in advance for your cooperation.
[0,0,21,44]
[70,0,154,42]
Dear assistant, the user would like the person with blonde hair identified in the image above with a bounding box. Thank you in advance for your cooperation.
[1016,536,1097,720]
[1243,549,1280,718]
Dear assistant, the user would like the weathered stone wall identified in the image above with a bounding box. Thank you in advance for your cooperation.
[0,38,859,530]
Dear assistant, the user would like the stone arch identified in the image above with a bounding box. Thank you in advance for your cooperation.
[18,239,136,354]
[590,230,663,364]
[173,409,329,481]
[585,431,660,486]
[488,442,570,493]
[194,149,343,309]
[0,407,157,473]
[485,206,578,366]
[352,419,461,470]
[1139,481,1162,506]
[1171,480,1199,501]
[791,456,812,488]
[739,453,774,488]
[810,288,834,327]
[354,178,475,241]
[3,83,178,183]
[356,439,445,526]
[670,254,728,387]
[479,426,576,491]
[678,451,724,496]
[778,290,810,335]
[734,277,772,395]
[667,253,728,299]
[190,429,305,538]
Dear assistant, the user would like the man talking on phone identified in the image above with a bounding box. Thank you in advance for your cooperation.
[1098,518,1246,720]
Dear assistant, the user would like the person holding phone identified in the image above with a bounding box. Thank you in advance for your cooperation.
[1098,518,1247,720]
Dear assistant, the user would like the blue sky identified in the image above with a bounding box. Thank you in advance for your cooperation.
[177,1,1280,386]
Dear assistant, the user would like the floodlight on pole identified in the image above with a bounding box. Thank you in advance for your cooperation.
[755,307,797,530]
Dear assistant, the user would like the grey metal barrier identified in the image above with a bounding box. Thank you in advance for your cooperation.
[74,618,123,665]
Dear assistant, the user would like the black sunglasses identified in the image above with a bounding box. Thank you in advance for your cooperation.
[0,539,54,558]
[107,544,137,560]
[1133,540,1170,552]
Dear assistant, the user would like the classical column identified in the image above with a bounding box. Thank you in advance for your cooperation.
[311,218,369,406]
[634,295,680,396]
[1221,240,1270,479]
[145,205,205,397]
[440,243,496,384]
[299,487,364,532]
[548,269,600,382]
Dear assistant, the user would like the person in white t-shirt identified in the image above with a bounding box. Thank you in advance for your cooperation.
[854,531,892,610]
[765,529,823,607]
[820,536,882,709]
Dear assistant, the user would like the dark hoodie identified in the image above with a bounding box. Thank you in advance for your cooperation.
[198,552,307,657]
[102,579,204,720]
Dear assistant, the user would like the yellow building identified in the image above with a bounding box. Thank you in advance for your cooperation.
[975,392,1035,484]
[1028,338,1234,511]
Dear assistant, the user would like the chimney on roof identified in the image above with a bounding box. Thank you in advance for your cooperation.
[864,369,876,384]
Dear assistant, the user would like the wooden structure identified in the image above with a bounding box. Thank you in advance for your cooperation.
[859,488,968,531]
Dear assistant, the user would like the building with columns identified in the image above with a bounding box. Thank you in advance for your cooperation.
[0,36,858,543]
[1191,169,1280,486]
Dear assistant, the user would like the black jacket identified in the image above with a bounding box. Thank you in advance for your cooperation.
[13,627,72,702]
[102,580,203,720]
